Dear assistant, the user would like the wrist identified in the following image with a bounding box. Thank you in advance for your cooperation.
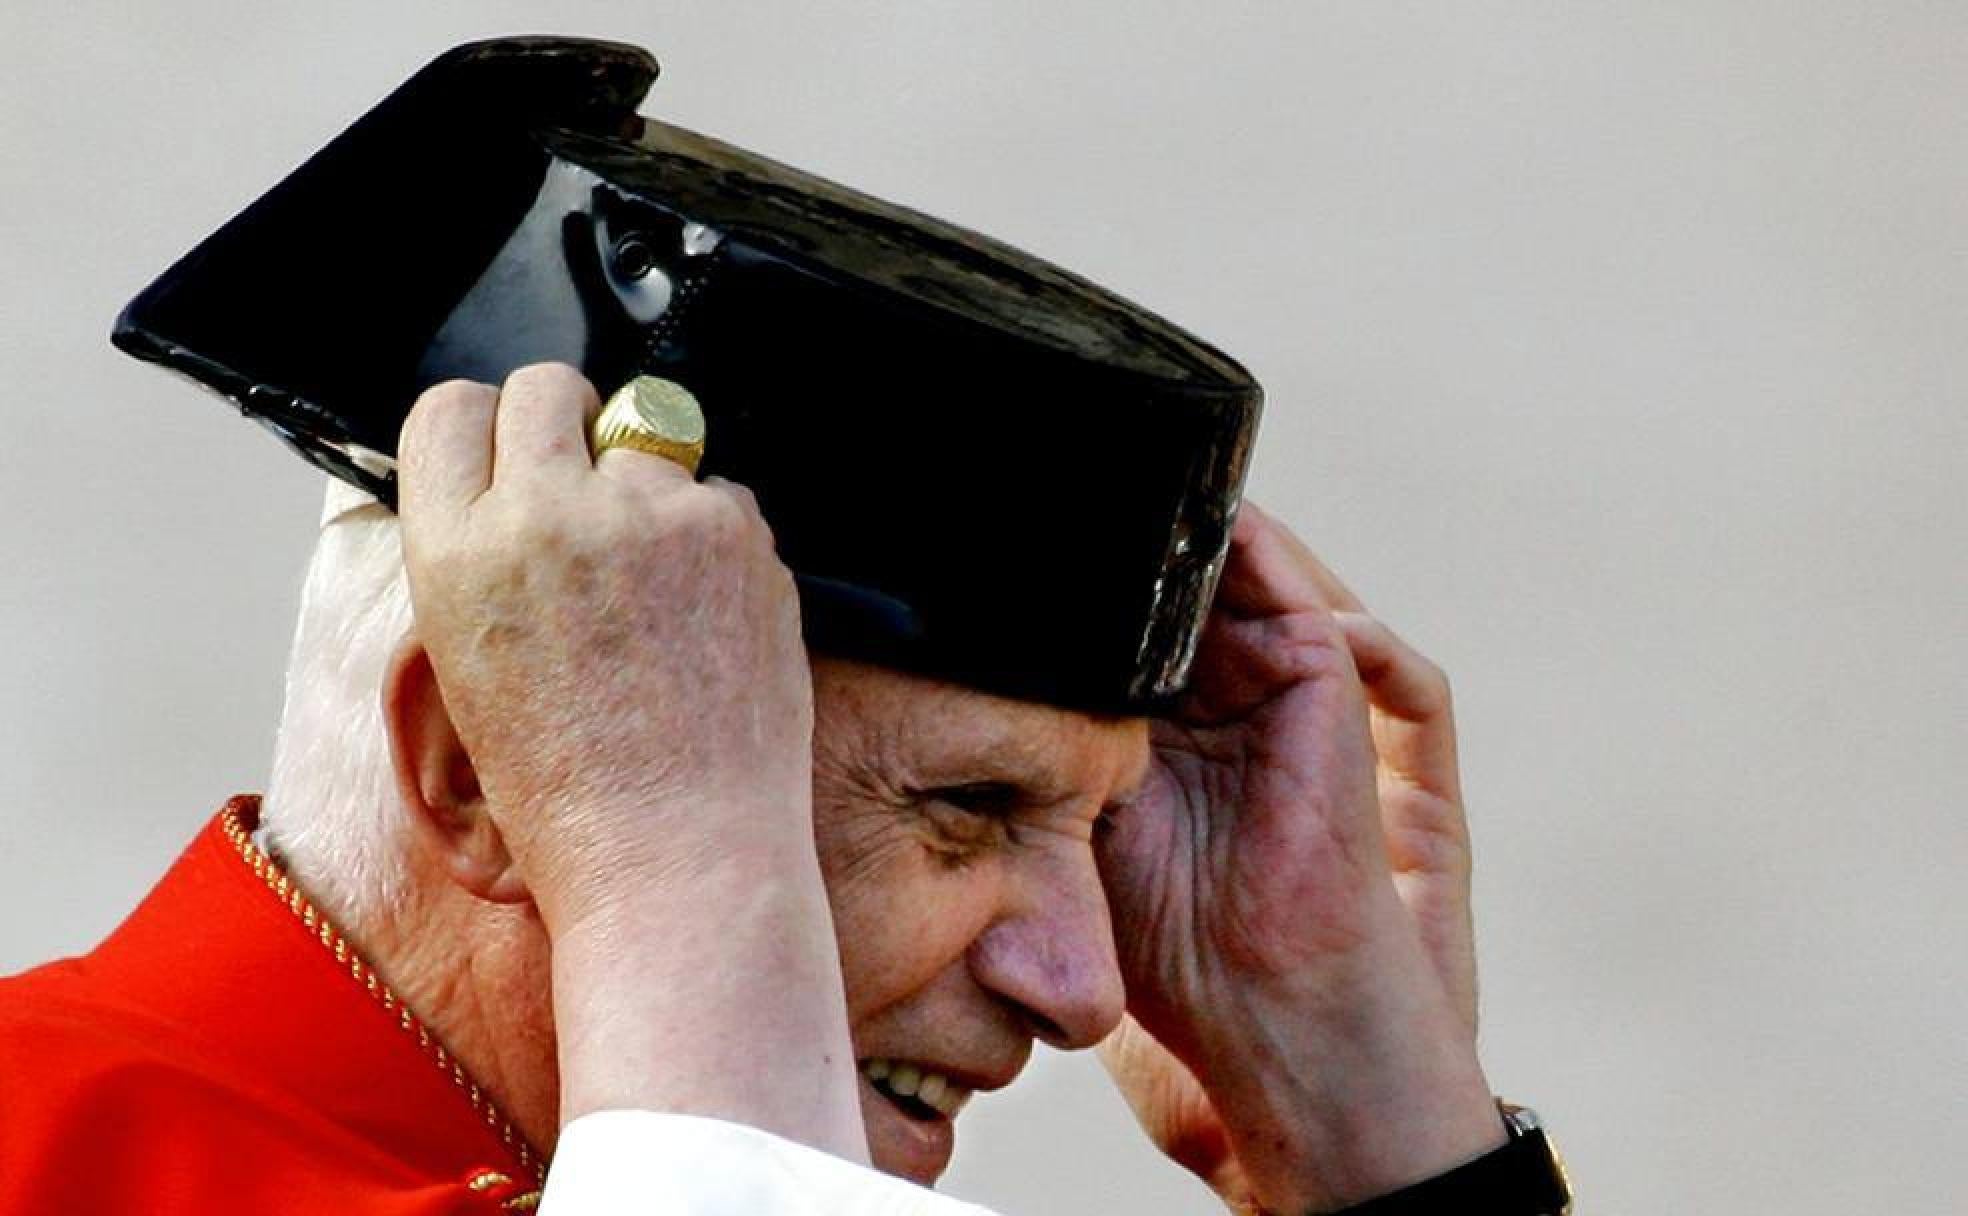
[1320,1103,1573,1216]
[1190,941,1501,1214]
[518,782,820,936]
[1216,1049,1502,1215]
[546,825,868,1163]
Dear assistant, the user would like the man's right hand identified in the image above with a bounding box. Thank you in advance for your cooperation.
[394,363,868,1160]
[396,363,812,930]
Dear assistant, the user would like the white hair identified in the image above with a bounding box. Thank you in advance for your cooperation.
[260,481,415,917]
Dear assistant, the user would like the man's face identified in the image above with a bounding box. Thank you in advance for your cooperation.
[808,657,1149,1184]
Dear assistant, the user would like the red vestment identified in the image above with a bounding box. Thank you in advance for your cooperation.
[0,797,546,1213]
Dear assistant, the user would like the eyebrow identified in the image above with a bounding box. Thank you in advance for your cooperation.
[891,694,1144,803]
[905,762,1070,805]
[906,742,1135,813]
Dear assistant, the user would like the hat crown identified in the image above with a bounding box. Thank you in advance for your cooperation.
[112,37,1262,711]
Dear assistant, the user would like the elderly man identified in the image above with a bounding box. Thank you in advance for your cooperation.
[0,37,1567,1216]
[380,364,1513,1210]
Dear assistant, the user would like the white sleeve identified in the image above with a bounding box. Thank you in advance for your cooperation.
[539,1110,1006,1216]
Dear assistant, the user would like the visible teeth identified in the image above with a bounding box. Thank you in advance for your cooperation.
[916,1073,947,1107]
[859,1058,973,1118]
[920,1078,968,1118]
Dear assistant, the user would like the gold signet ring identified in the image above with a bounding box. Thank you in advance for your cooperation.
[591,376,707,475]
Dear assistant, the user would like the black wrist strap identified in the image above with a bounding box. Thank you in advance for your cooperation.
[1326,1128,1570,1216]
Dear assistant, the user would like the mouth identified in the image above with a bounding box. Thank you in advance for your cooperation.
[859,1056,974,1122]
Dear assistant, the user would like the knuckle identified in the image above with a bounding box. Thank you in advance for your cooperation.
[1262,628,1352,687]
[507,360,593,395]
[700,483,765,542]
[501,362,599,415]
[1267,610,1348,664]
[665,485,789,587]
[671,482,735,530]
[705,475,762,517]
[1426,660,1452,699]
[763,555,799,601]
[400,379,492,448]
[1411,653,1453,712]
[640,485,743,560]
[416,378,495,410]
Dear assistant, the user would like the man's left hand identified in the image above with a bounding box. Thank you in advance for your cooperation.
[1096,503,1504,1214]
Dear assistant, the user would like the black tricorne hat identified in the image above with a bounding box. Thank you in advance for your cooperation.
[114,37,1262,713]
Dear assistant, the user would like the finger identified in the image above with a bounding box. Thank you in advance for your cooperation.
[491,362,603,486]
[397,379,497,522]
[702,475,761,519]
[594,443,698,492]
[1212,502,1363,620]
[1179,610,1356,724]
[1212,507,1332,618]
[1243,501,1366,612]
[1335,611,1475,1028]
[1335,611,1460,799]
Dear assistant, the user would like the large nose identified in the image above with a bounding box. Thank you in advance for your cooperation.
[965,847,1125,1050]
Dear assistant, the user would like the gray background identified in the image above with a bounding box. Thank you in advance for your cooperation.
[3,3,1963,1213]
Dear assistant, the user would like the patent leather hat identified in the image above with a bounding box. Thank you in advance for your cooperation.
[114,37,1262,712]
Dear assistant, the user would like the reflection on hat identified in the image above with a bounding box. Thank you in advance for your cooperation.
[113,37,1262,711]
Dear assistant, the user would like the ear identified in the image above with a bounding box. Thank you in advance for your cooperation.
[382,632,531,904]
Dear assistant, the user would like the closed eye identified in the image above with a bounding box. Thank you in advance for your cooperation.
[912,781,1025,858]
[930,781,1024,818]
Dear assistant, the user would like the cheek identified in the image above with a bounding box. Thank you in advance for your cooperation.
[814,805,1002,1021]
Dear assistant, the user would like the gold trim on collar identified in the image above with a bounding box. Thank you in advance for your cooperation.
[220,804,549,1188]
